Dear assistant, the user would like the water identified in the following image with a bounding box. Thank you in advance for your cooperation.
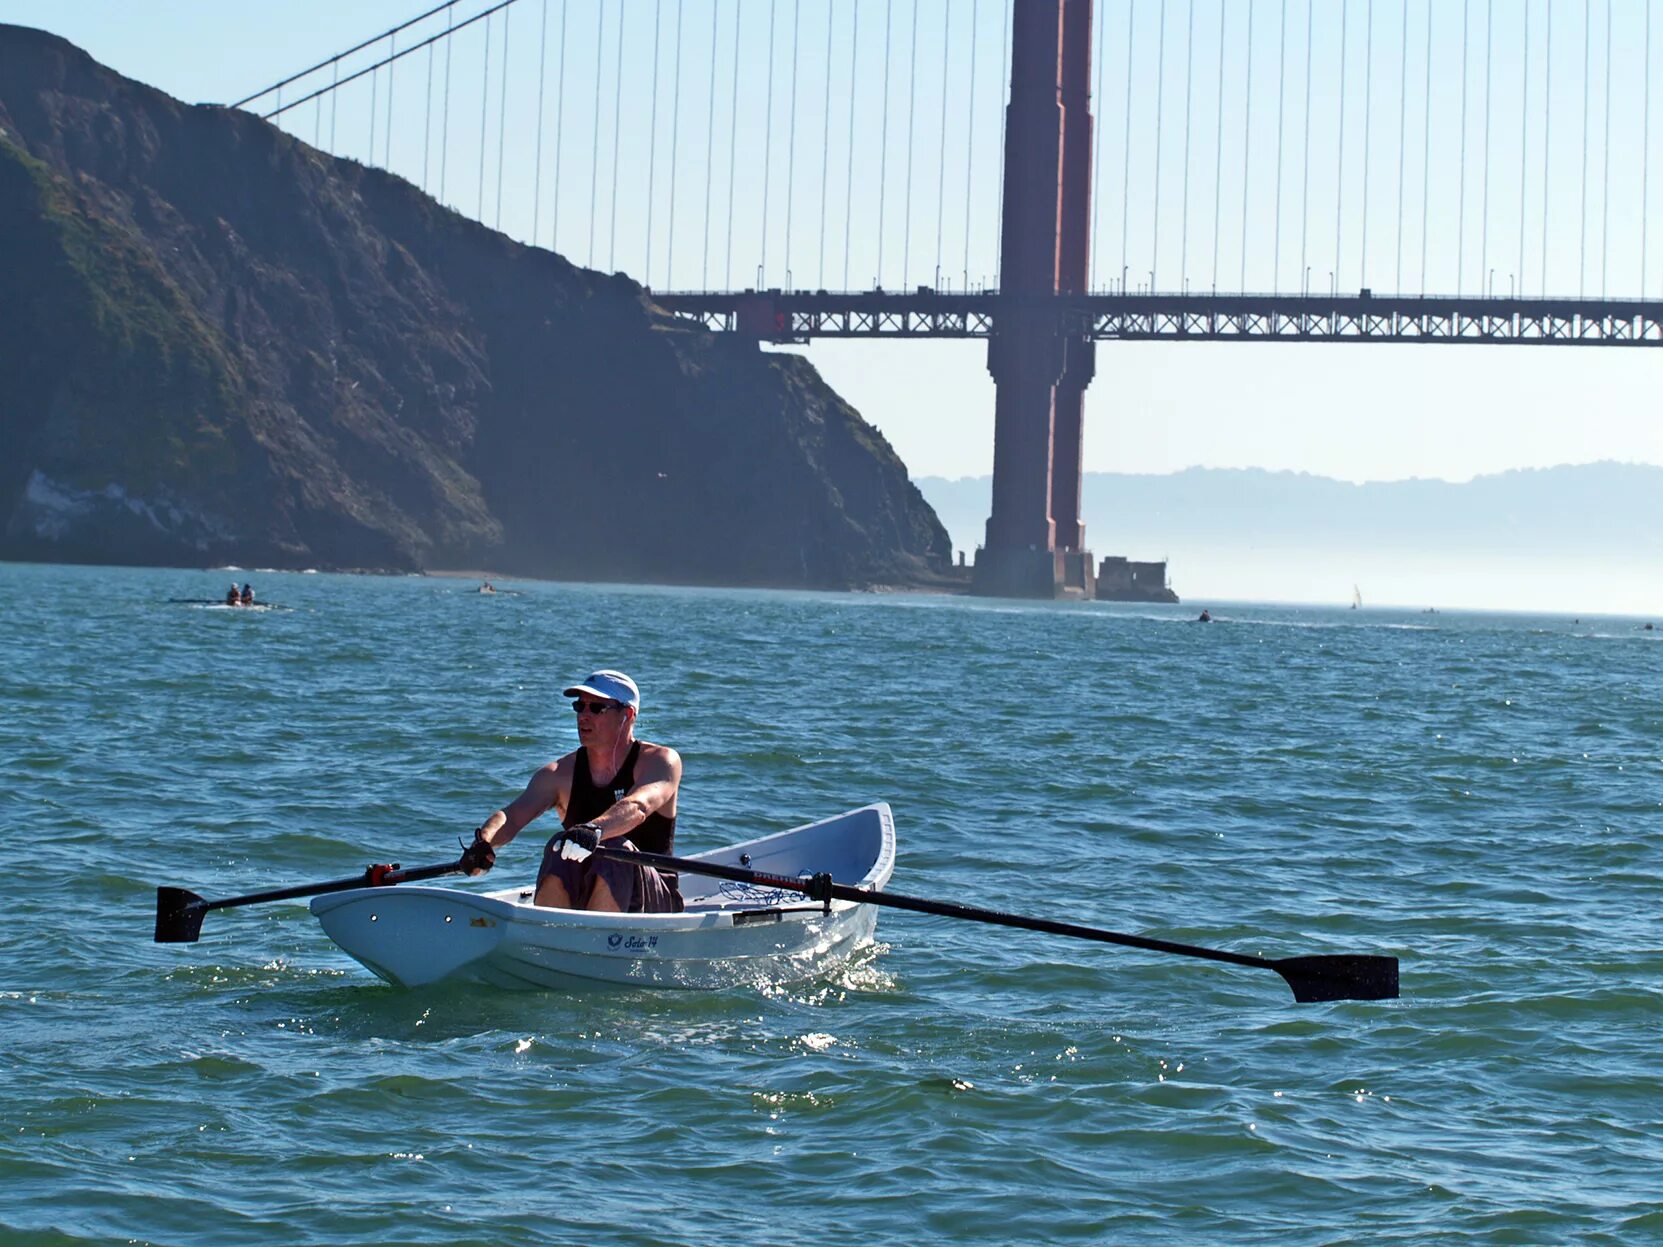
[2,562,1659,1245]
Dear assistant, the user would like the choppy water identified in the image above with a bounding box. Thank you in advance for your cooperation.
[2,561,1659,1245]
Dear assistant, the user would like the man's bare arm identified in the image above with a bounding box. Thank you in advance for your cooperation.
[476,758,570,849]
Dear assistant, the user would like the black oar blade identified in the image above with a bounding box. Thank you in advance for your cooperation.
[1274,954,1399,1003]
[155,887,208,943]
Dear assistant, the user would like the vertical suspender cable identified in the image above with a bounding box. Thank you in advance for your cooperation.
[332,60,341,155]
[668,1,684,288]
[762,0,777,284]
[387,32,397,168]
[1361,0,1373,290]
[1421,0,1431,293]
[1601,0,1612,298]
[647,0,663,284]
[727,0,743,289]
[533,0,547,244]
[1122,0,1136,292]
[938,0,953,288]
[1541,0,1552,294]
[878,0,894,286]
[317,81,324,150]
[1300,0,1311,293]
[607,3,623,268]
[1395,0,1407,292]
[1211,0,1224,292]
[1458,0,1469,295]
[592,4,607,265]
[553,0,569,256]
[1581,0,1591,296]
[438,15,448,199]
[822,1,835,289]
[1518,0,1529,296]
[903,0,920,288]
[784,0,801,288]
[423,41,434,191]
[706,0,721,290]
[1646,0,1652,296]
[1154,0,1168,290]
[1275,0,1288,293]
[996,0,1010,289]
[370,64,379,165]
[846,0,860,290]
[1480,0,1491,293]
[965,0,979,291]
[1239,0,1254,293]
[1090,0,1107,291]
[1335,0,1348,295]
[1180,0,1194,289]
[495,9,509,231]
[478,14,491,220]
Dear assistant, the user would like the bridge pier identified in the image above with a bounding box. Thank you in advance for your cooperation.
[972,0,1096,600]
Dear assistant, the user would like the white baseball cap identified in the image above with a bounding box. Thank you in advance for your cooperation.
[563,669,640,710]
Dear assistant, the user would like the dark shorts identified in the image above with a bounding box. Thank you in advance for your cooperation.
[538,837,683,913]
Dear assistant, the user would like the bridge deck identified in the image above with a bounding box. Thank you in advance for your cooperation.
[654,291,1663,346]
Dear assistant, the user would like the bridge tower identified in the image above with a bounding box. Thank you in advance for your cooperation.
[973,0,1097,599]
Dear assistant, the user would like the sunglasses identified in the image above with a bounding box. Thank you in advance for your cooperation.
[571,699,623,715]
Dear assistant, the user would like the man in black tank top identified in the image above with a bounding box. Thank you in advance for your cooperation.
[462,669,683,913]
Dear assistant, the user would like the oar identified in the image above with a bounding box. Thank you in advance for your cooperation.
[588,845,1398,1003]
[154,858,466,943]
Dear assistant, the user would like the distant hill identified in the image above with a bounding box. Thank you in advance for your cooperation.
[0,25,949,587]
[916,463,1663,611]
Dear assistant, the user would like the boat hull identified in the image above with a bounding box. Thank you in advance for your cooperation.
[310,803,895,990]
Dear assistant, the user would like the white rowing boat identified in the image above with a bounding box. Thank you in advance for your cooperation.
[309,804,896,990]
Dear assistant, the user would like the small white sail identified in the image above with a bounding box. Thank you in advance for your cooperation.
[1351,584,1362,609]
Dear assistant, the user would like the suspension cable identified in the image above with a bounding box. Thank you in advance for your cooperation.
[784,0,801,289]
[646,0,662,285]
[1481,0,1491,294]
[1239,0,1254,293]
[231,0,461,110]
[1180,0,1194,289]
[1090,0,1106,291]
[1517,0,1529,296]
[1300,0,1311,293]
[438,14,449,198]
[1153,0,1168,290]
[878,0,893,287]
[1541,0,1552,295]
[936,0,951,289]
[495,8,509,230]
[667,0,684,288]
[1459,0,1469,295]
[1211,0,1224,292]
[846,0,860,290]
[1646,0,1653,295]
[902,0,919,288]
[422,38,434,190]
[1601,0,1612,298]
[705,0,721,290]
[1122,0,1136,293]
[1421,0,1431,294]
[821,0,835,289]
[995,0,1009,290]
[1581,0,1591,296]
[1274,0,1286,292]
[606,3,623,268]
[533,0,547,243]
[1361,0,1373,289]
[386,32,397,168]
[1336,0,1348,295]
[966,0,979,292]
[761,0,777,284]
[477,14,490,219]
[726,0,742,289]
[1396,0,1407,292]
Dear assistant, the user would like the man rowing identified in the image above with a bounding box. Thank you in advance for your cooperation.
[461,669,684,913]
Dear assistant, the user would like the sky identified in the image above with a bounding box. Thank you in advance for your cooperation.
[7,0,1661,488]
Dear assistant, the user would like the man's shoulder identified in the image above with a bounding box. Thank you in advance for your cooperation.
[637,740,682,765]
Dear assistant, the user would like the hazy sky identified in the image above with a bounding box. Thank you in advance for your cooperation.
[8,0,1661,484]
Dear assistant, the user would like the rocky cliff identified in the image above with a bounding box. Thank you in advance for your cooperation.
[0,25,951,587]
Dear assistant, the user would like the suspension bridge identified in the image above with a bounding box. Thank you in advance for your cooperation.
[236,0,1663,597]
